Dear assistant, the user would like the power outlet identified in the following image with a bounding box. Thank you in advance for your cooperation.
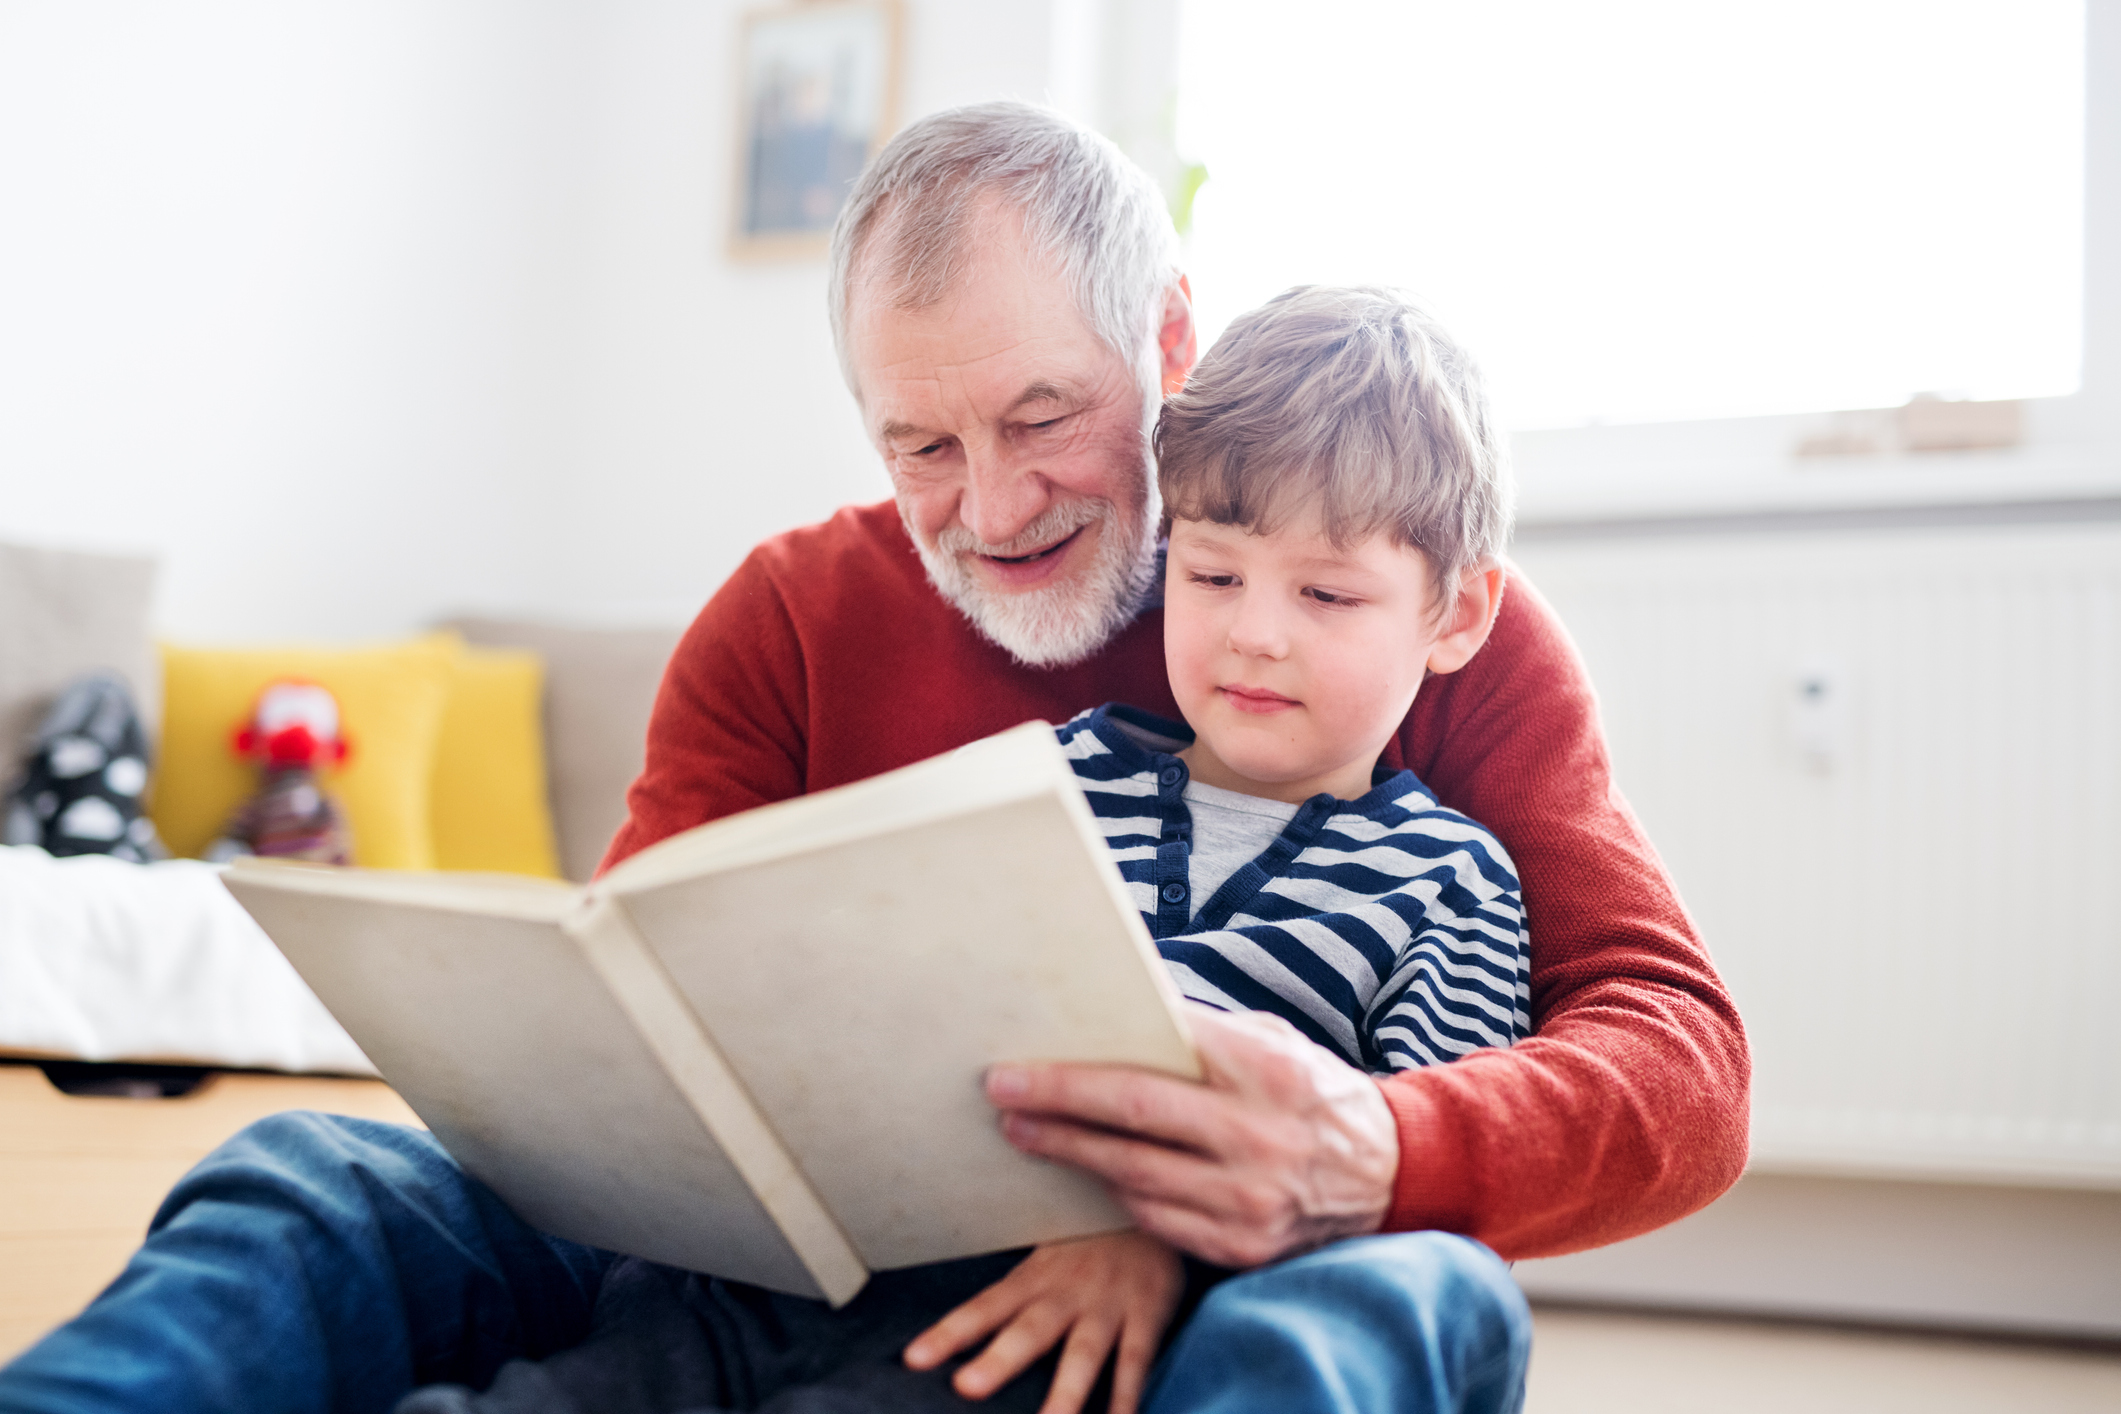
[1789,663,1845,773]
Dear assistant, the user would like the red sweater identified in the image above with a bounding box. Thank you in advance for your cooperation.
[604,500,1750,1261]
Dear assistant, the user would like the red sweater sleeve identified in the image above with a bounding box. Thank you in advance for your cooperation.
[1375,568,1751,1259]
[600,551,810,869]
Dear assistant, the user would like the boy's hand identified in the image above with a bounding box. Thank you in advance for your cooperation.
[903,1231,1184,1414]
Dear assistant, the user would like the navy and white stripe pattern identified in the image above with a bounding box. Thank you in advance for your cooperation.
[1060,704,1531,1073]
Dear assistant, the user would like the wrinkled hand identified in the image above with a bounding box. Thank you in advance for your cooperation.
[903,1231,1183,1414]
[986,1004,1399,1269]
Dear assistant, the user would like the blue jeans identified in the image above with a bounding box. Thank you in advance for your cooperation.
[0,1114,1528,1414]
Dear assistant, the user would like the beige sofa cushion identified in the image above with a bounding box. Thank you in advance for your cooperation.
[446,618,682,882]
[0,542,159,778]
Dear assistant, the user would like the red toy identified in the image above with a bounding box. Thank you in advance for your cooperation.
[204,680,355,865]
[233,680,352,772]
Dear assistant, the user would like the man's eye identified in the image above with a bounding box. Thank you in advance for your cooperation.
[911,441,946,456]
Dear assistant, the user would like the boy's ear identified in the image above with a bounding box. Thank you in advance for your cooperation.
[1159,276,1198,396]
[1425,562,1506,674]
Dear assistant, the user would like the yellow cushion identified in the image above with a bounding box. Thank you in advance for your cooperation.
[151,637,459,869]
[429,646,563,879]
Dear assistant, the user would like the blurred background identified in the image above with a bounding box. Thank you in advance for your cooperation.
[2,1,2117,1407]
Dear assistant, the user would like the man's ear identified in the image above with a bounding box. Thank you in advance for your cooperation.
[1159,276,1198,396]
[1425,562,1506,674]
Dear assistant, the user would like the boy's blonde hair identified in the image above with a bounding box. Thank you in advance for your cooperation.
[1154,285,1513,614]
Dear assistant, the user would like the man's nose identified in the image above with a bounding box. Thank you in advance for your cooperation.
[958,440,1050,549]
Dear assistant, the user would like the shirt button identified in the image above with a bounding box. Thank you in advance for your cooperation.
[1161,881,1188,904]
[1159,766,1184,787]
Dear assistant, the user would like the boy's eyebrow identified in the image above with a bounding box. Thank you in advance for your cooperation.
[1292,551,1385,574]
[1174,528,1395,579]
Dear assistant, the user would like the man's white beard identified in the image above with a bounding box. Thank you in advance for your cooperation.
[906,492,1160,669]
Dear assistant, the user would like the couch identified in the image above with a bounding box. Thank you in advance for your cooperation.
[2,542,684,891]
[0,538,684,1359]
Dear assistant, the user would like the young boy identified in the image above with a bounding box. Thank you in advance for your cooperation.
[899,284,1527,1414]
[399,285,1524,1414]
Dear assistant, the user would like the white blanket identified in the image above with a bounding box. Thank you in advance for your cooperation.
[0,844,376,1076]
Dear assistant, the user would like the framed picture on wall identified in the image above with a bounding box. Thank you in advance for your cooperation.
[731,0,903,260]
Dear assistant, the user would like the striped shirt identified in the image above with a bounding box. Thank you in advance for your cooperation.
[1059,704,1532,1074]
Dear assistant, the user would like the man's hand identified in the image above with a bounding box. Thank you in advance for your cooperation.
[903,1232,1183,1414]
[986,1005,1400,1269]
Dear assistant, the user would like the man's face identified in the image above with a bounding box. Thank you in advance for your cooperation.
[846,211,1161,667]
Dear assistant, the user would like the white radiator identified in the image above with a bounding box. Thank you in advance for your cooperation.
[1510,519,2121,1189]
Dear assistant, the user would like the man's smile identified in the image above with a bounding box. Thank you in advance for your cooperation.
[980,525,1085,566]
[969,524,1095,592]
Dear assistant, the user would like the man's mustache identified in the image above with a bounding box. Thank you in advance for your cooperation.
[931,499,1107,559]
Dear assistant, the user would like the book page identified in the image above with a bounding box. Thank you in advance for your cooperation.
[617,785,1199,1271]
[224,875,831,1298]
[563,894,866,1305]
[223,857,580,918]
[599,721,1070,894]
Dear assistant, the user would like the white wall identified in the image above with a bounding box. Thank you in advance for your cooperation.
[0,0,1116,641]
[1515,1172,2121,1339]
[535,0,1074,628]
[0,2,599,640]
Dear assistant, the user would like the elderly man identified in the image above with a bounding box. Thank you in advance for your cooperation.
[0,104,1746,1414]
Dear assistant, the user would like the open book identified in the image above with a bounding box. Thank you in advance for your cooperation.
[222,722,1198,1307]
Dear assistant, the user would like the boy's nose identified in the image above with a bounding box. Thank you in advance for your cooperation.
[1225,597,1291,659]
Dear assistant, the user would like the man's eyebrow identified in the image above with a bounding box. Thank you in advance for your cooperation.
[875,381,1075,442]
[1004,380,1073,416]
[876,418,931,442]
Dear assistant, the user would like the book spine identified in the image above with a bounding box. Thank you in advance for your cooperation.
[562,892,869,1307]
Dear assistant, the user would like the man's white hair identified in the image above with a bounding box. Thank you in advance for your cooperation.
[827,101,1182,395]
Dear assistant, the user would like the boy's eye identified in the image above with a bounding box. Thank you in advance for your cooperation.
[1305,587,1360,607]
[1188,571,1238,588]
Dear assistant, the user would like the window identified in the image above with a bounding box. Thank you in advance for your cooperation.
[1175,0,2084,431]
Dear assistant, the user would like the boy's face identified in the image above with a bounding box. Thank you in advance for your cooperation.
[1164,513,1482,803]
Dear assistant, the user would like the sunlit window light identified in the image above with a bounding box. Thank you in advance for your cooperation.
[1174,0,2085,430]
